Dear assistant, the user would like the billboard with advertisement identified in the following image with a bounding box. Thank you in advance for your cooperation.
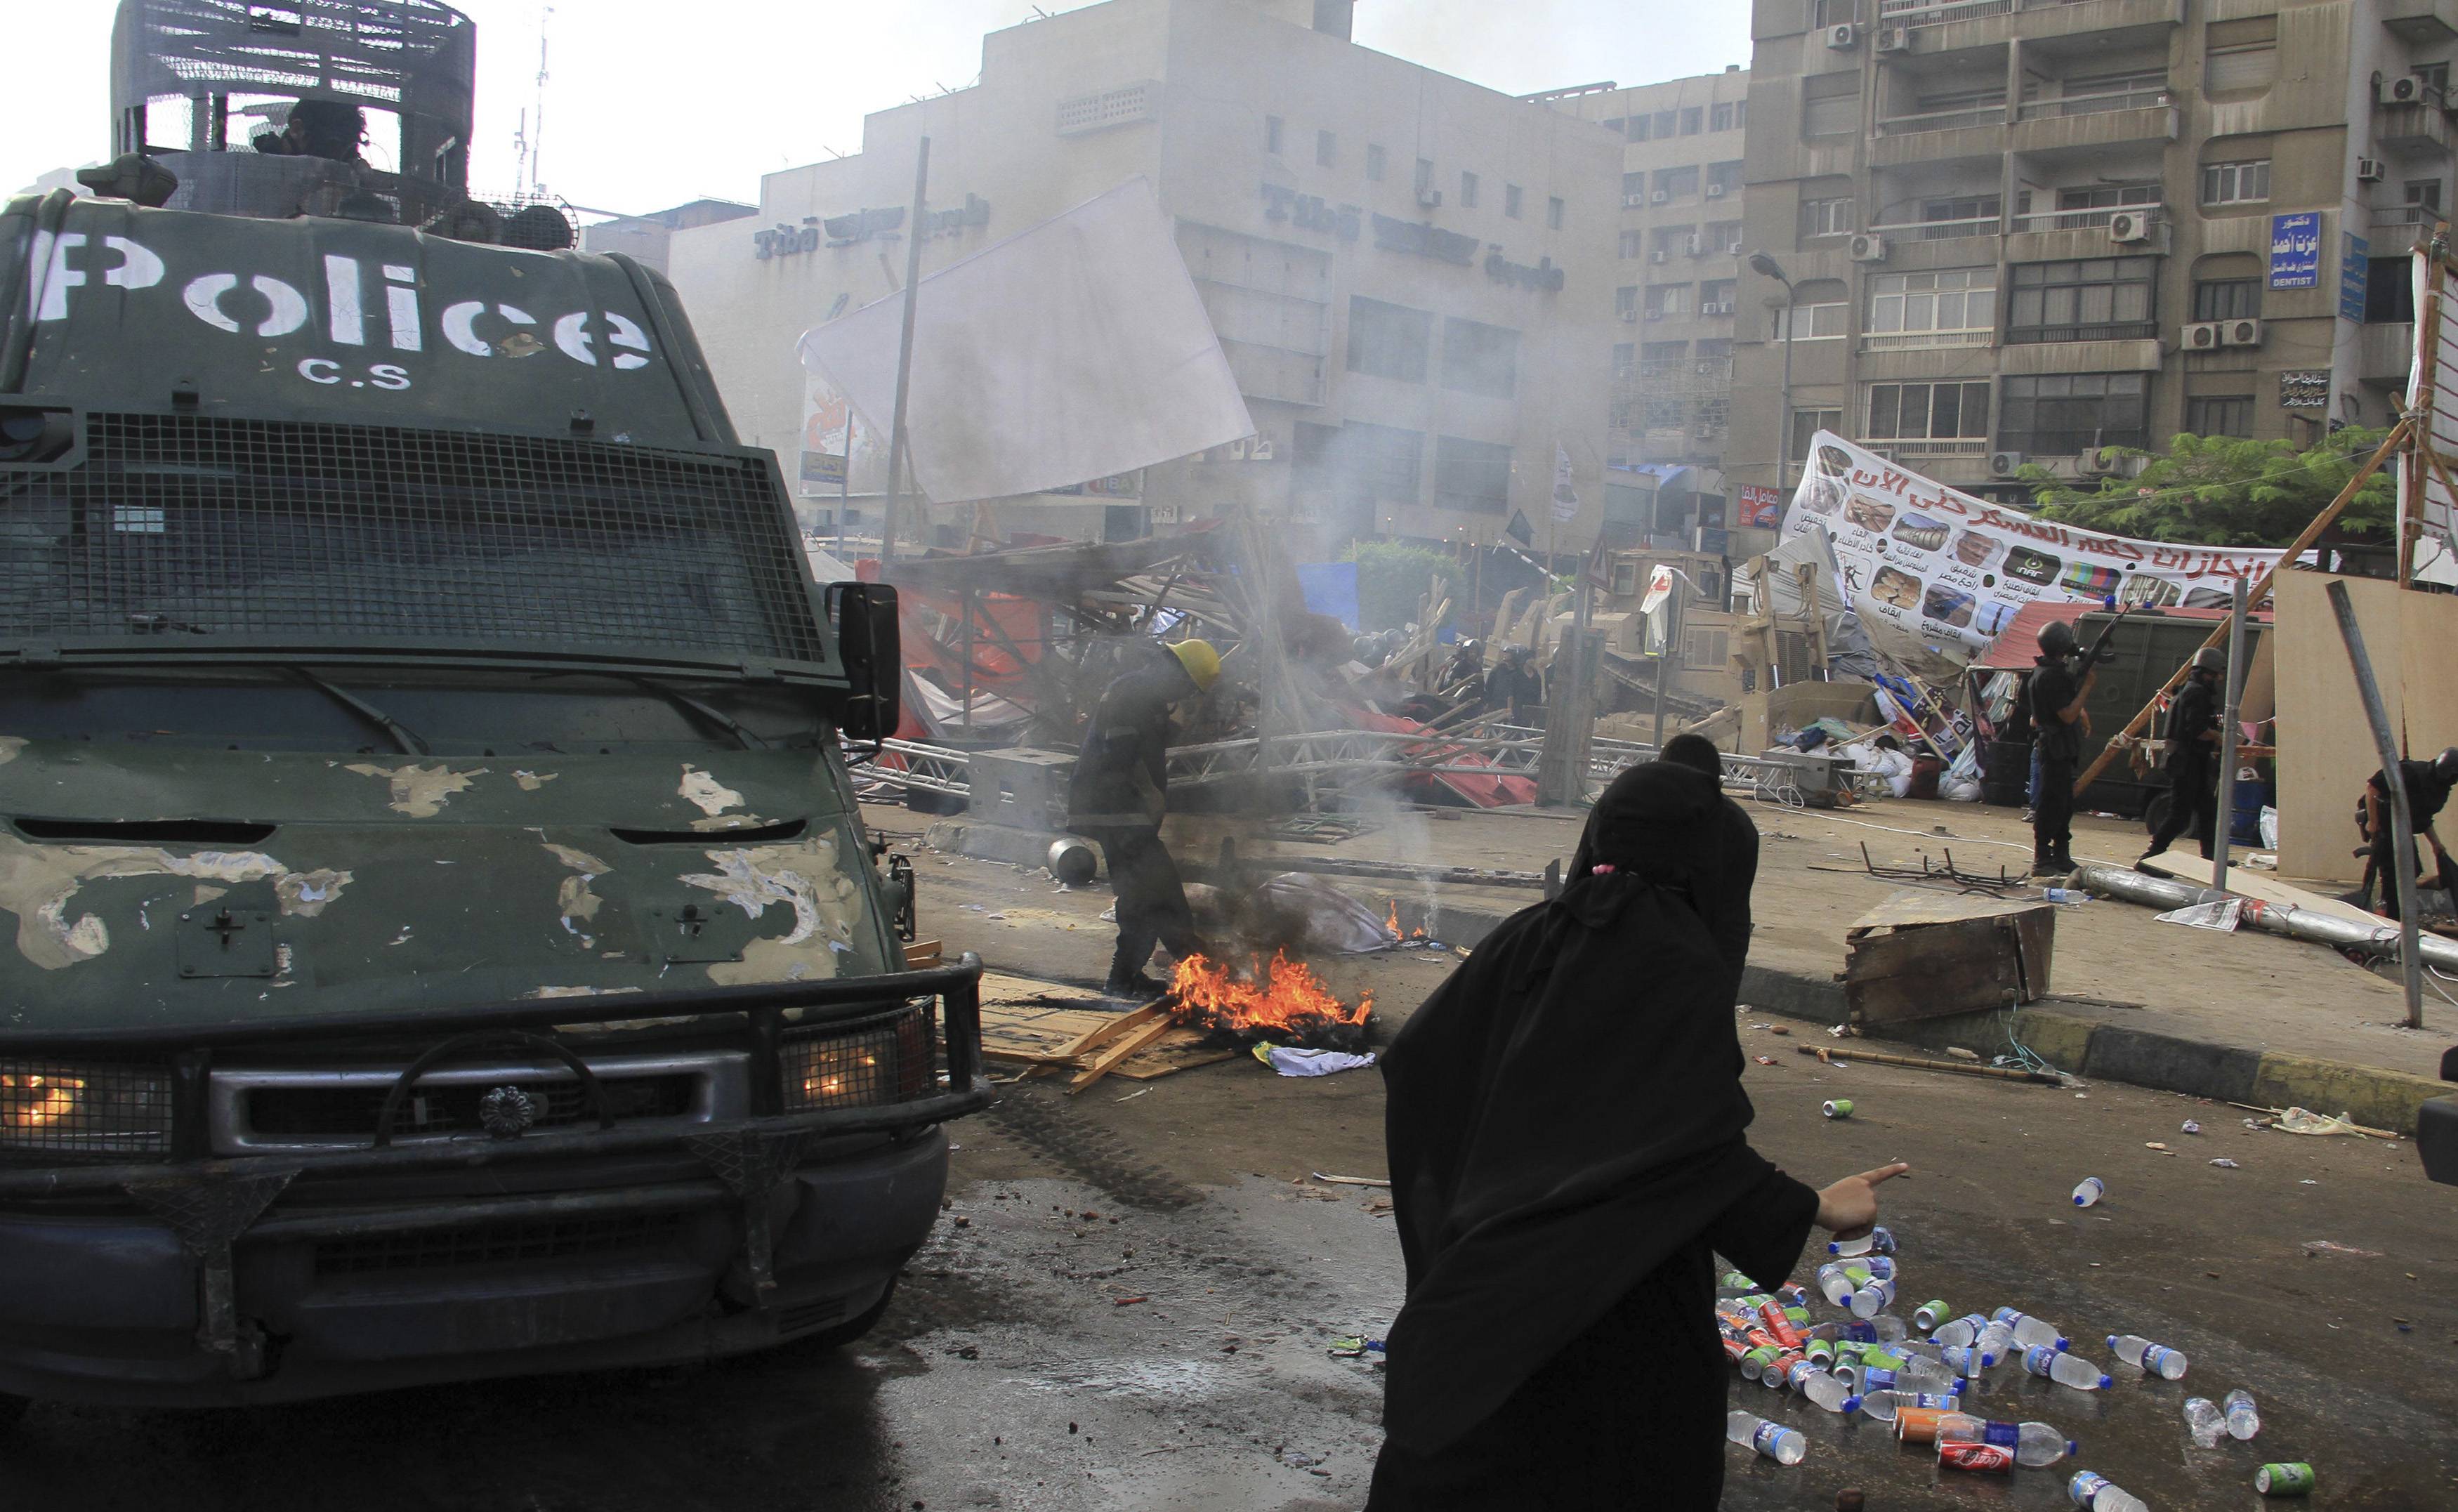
[1737,484,1785,530]
[1781,433,2286,654]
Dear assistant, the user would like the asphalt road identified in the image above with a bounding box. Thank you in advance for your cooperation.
[8,843,2456,1510]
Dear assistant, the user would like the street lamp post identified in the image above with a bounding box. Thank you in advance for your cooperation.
[1749,251,1799,498]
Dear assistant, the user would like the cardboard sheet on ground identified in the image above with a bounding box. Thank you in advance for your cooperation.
[798,178,1254,504]
[1782,431,2287,656]
[973,972,1236,1081]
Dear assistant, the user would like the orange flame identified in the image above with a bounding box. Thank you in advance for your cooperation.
[1386,898,1402,938]
[1168,949,1372,1039]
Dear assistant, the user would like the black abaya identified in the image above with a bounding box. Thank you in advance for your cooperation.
[1368,762,1819,1510]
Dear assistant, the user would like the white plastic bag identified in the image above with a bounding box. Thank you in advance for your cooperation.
[1251,1041,1377,1077]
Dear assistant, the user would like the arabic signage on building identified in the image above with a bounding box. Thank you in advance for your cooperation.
[1737,484,1784,530]
[2279,369,2332,409]
[2339,232,2370,322]
[2268,211,2322,289]
[1371,213,1480,268]
[1261,184,1361,242]
[1782,431,2285,653]
[756,196,991,260]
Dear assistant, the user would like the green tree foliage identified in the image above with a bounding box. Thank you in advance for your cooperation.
[2023,428,2395,547]
[1344,541,1461,634]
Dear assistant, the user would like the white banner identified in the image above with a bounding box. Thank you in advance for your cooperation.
[1782,431,2286,654]
[1551,443,1579,523]
[797,176,1254,505]
[2400,251,2458,586]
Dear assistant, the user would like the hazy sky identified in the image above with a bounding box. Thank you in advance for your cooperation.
[4,1,1750,215]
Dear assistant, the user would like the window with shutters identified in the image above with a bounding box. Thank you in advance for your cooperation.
[2006,258,2157,343]
[1999,374,2150,456]
[2185,395,2254,438]
[2204,16,2278,95]
[1803,74,1859,138]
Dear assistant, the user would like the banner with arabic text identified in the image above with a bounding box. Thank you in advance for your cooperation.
[1782,432,2285,654]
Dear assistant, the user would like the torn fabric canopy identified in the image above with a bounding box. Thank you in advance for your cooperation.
[796,176,1256,505]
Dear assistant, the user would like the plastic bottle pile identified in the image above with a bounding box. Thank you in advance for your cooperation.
[1716,1223,2309,1505]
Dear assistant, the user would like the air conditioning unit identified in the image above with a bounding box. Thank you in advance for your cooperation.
[1651,190,1672,204]
[1707,183,1728,199]
[1619,309,1640,322]
[1704,301,1735,315]
[1848,232,1888,262]
[1650,249,1669,264]
[2222,317,2264,348]
[2358,157,2388,184]
[2108,211,2153,244]
[2393,75,2424,103]
[2182,321,2224,351]
[1685,235,1704,255]
[1989,450,2028,478]
[1623,192,1646,207]
[2077,448,2122,477]
[1726,240,1746,254]
[1827,22,1859,49]
[1417,188,1443,209]
[1874,25,1912,53]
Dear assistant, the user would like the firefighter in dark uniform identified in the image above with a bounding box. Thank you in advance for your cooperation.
[1069,640,1223,997]
[2360,747,2458,919]
[2140,647,2226,866]
[2028,619,2096,877]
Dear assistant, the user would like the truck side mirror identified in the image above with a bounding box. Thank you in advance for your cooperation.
[825,582,901,744]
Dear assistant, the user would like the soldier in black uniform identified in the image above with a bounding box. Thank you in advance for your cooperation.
[2028,619,2096,877]
[2140,648,2226,866]
[2360,747,2458,919]
[1068,640,1223,997]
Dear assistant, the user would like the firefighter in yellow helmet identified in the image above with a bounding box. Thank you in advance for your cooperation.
[1067,639,1223,997]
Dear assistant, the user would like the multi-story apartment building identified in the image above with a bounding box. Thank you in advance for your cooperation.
[630,0,1621,558]
[1553,68,1756,547]
[1731,0,2452,543]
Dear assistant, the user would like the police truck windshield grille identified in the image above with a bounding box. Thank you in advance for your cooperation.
[0,414,827,666]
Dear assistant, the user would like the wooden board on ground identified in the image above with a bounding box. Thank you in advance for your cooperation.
[975,972,1238,1083]
[1843,889,2054,1027]
[2137,855,2384,927]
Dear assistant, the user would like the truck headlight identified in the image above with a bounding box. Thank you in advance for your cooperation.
[0,1060,174,1157]
[780,1005,935,1110]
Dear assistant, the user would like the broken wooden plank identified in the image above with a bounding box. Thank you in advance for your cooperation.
[1068,1012,1179,1094]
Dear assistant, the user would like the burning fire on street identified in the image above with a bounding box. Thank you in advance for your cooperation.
[1384,899,1426,944]
[1166,949,1374,1051]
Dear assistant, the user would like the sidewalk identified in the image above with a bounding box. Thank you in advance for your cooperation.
[1157,796,2457,1133]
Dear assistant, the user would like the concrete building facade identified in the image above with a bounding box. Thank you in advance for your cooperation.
[634,0,1622,558]
[1553,67,1759,550]
[1730,0,2454,540]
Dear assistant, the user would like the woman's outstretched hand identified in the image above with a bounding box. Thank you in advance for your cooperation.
[1815,1163,1910,1240]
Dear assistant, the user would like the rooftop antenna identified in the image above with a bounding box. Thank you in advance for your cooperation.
[529,6,554,197]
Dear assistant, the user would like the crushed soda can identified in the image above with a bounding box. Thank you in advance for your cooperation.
[1938,1440,2015,1473]
[1327,1336,1386,1358]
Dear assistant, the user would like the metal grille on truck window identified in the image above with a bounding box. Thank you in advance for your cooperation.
[0,414,827,664]
[310,1211,690,1275]
[247,1073,696,1139]
[0,1058,175,1159]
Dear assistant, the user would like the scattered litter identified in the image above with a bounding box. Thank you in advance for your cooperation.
[1822,1099,1854,1119]
[2299,1179,2318,1185]
[1945,1046,1980,1061]
[1327,1336,1386,1358]
[1098,905,1117,923]
[1115,1088,1151,1103]
[2072,1177,2105,1207]
[2155,898,2243,932]
[2209,1158,2241,1169]
[1252,1041,1376,1077]
[2182,1120,2202,1134]
[2299,1240,2381,1258]
[1752,1023,1773,1031]
[2145,1142,2169,1152]
[2274,1107,2383,1139]
[1114,1296,1148,1307]
[1308,1173,1391,1188]
[1827,1024,1850,1038]
[1754,1055,1778,1066]
[1768,1025,1791,1036]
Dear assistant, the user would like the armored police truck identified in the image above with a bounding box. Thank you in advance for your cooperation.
[0,0,983,1419]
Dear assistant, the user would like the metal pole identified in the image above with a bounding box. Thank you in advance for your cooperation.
[1777,278,1798,494]
[2325,579,2426,1030]
[960,584,975,735]
[880,136,931,565]
[836,409,853,560]
[2211,576,2248,893]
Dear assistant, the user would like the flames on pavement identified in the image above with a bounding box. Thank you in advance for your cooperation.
[1384,898,1426,944]
[1166,949,1374,1050]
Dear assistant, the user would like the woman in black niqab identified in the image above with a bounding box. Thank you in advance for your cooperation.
[1367,749,1905,1509]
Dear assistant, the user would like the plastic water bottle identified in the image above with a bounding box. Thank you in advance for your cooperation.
[1726,1409,1806,1465]
[2181,1397,2223,1448]
[2223,1388,2261,1440]
[2043,887,2089,905]
[1849,1275,1898,1320]
[1893,1355,1961,1394]
[1827,1225,1896,1257]
[1996,1308,2072,1351]
[2025,1346,2112,1391]
[2072,1176,2105,1207]
[1933,1314,1990,1349]
[1870,1313,1909,1343]
[1792,1365,1856,1414]
[1943,1343,1994,1377]
[1941,1416,2078,1467]
[1815,1262,1860,1308]
[1855,1388,1961,1424]
[2107,1334,2190,1380]
[1915,1299,1952,1331]
[1860,1254,1899,1282]
[2069,1470,2152,1511]
[1977,1318,2016,1363]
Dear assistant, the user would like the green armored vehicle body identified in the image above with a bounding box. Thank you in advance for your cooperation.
[0,0,983,1416]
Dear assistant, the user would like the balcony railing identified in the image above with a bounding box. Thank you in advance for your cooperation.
[1876,103,2008,135]
[1861,329,1997,351]
[2010,204,2165,234]
[2016,86,2171,120]
[1865,438,1990,459]
[1878,0,2017,22]
[2006,320,2160,344]
[1867,213,2002,241]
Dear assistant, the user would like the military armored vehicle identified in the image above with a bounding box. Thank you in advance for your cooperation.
[0,0,984,1416]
